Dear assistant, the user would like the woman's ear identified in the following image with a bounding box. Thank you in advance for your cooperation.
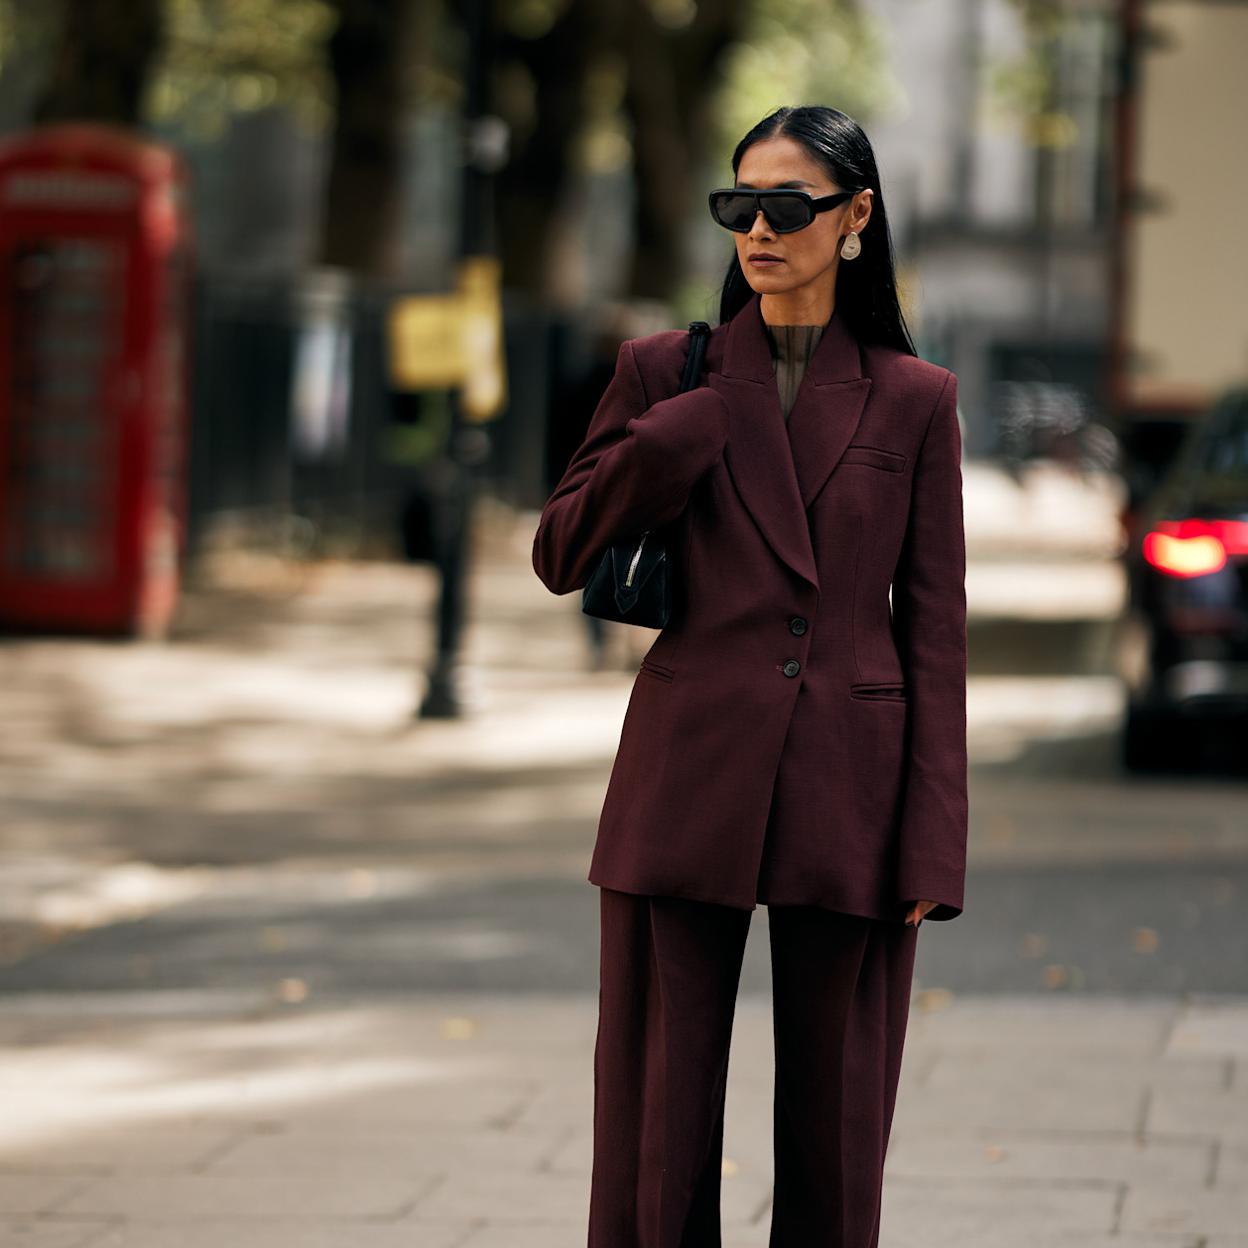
[851,188,873,233]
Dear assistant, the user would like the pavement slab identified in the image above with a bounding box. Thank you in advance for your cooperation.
[1,488,1246,1245]
[0,991,1243,1244]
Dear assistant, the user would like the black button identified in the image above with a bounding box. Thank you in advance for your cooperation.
[789,616,807,635]
[782,659,801,677]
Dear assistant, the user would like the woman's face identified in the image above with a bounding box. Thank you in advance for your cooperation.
[732,136,872,297]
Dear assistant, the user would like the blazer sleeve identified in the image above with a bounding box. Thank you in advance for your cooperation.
[532,337,730,595]
[891,369,968,921]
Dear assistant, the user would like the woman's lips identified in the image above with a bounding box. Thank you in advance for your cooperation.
[749,256,785,267]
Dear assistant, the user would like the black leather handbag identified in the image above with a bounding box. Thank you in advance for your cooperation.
[581,320,712,629]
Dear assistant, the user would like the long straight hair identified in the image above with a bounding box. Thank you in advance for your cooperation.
[718,106,916,356]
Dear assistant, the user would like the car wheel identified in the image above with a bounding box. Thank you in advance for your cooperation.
[1121,705,1180,773]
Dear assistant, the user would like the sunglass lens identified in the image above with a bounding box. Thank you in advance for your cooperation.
[712,193,758,231]
[764,195,811,232]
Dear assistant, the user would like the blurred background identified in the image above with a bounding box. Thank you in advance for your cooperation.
[0,1,1246,1244]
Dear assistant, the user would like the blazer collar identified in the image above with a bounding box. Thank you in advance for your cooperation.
[709,290,873,591]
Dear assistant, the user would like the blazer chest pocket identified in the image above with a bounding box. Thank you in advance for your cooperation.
[842,444,907,473]
[850,681,906,701]
[638,658,675,683]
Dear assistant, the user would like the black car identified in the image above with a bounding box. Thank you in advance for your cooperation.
[1117,387,1248,771]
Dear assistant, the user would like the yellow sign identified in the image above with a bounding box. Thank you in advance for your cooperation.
[387,256,507,422]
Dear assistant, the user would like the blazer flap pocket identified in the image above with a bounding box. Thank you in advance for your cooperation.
[842,444,907,473]
[850,681,906,700]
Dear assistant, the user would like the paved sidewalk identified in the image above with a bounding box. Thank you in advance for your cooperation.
[2,464,1246,1245]
[1,990,1247,1246]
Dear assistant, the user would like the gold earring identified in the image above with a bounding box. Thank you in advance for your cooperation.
[840,231,862,260]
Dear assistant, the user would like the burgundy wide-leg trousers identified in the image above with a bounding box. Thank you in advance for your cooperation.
[587,887,919,1248]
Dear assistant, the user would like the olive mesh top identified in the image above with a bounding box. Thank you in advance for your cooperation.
[763,321,826,421]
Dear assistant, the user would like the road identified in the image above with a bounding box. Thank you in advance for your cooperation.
[1,497,1244,1003]
[2,482,1247,1247]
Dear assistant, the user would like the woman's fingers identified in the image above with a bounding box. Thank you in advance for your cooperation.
[905,899,936,926]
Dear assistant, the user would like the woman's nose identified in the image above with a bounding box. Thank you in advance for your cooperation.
[748,210,774,237]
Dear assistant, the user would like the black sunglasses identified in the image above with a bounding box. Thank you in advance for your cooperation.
[708,187,859,234]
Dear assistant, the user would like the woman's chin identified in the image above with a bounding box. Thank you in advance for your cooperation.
[744,271,799,294]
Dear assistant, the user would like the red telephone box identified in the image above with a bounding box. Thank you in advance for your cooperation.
[0,124,191,638]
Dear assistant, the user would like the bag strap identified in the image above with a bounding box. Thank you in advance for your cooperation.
[678,320,712,392]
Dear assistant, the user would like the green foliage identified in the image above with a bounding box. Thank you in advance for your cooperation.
[498,0,572,41]
[983,0,1105,150]
[147,0,337,138]
[709,0,902,173]
[0,0,54,61]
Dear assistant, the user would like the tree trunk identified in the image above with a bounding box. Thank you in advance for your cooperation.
[621,0,745,299]
[494,1,600,302]
[319,0,418,277]
[34,0,163,125]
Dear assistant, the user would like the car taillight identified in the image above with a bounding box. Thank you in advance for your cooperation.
[1142,518,1248,577]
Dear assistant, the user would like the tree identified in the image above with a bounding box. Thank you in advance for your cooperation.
[34,0,164,125]
[319,0,420,275]
[619,0,746,299]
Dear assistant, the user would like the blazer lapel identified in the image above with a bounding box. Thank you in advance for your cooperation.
[710,291,873,591]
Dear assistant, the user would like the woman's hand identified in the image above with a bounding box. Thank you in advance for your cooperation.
[904,899,937,927]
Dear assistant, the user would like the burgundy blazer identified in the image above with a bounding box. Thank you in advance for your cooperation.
[532,290,968,922]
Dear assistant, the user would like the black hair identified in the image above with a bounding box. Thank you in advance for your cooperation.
[717,105,916,356]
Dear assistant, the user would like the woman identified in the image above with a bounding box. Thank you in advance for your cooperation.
[532,105,967,1247]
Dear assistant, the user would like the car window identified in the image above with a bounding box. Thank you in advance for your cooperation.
[1155,392,1248,512]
